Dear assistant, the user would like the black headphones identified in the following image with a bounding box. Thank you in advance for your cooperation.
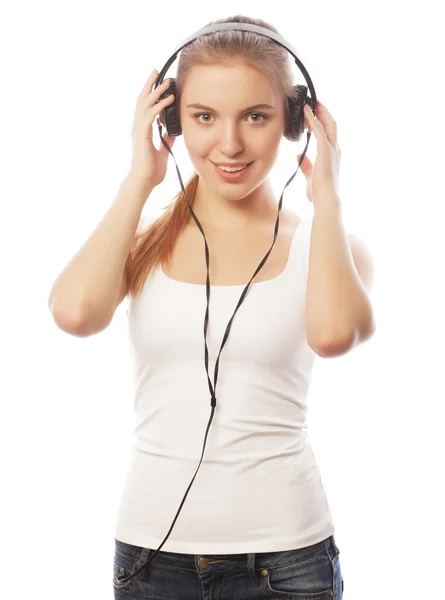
[115,22,318,588]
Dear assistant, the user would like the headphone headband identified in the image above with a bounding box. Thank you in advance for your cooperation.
[154,22,317,110]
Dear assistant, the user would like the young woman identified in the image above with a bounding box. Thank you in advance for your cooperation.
[49,14,375,600]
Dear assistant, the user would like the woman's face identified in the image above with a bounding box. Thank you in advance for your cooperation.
[179,63,286,198]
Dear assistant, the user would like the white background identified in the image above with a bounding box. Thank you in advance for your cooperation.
[1,1,444,598]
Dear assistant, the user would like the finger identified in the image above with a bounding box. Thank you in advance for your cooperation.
[139,70,171,104]
[139,69,159,98]
[144,92,175,124]
[154,91,175,112]
[312,102,338,145]
[143,78,172,108]
[304,104,321,132]
[152,78,173,102]
[304,104,330,144]
[140,84,174,119]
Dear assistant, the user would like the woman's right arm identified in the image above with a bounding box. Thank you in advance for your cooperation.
[49,68,177,337]
[48,175,153,337]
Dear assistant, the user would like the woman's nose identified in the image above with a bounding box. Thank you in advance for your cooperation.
[219,124,244,154]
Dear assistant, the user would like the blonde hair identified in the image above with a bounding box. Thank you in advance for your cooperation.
[126,14,296,298]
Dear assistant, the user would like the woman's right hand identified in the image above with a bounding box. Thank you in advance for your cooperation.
[127,69,177,190]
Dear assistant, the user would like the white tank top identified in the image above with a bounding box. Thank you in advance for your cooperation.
[114,215,336,553]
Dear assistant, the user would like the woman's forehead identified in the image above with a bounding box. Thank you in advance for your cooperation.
[181,64,280,106]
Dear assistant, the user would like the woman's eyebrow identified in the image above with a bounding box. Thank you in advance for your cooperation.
[186,103,277,112]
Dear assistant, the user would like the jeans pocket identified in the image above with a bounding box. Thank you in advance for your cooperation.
[259,549,334,599]
[326,537,341,575]
[326,537,343,599]
[113,553,137,595]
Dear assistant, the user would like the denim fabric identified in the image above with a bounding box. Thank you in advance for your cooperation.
[113,534,344,599]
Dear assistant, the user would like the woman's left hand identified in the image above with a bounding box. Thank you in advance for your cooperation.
[297,101,341,205]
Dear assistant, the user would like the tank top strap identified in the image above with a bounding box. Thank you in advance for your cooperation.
[283,216,313,281]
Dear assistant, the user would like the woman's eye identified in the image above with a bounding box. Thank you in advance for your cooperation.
[194,113,212,123]
[194,113,267,124]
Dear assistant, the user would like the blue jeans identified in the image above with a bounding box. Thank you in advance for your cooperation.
[113,534,344,599]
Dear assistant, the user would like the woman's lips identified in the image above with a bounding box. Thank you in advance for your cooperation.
[212,161,253,182]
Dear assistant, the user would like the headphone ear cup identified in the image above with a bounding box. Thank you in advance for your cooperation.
[285,84,311,142]
[158,77,182,137]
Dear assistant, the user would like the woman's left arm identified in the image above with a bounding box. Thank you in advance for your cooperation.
[299,102,376,357]
[305,200,376,357]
